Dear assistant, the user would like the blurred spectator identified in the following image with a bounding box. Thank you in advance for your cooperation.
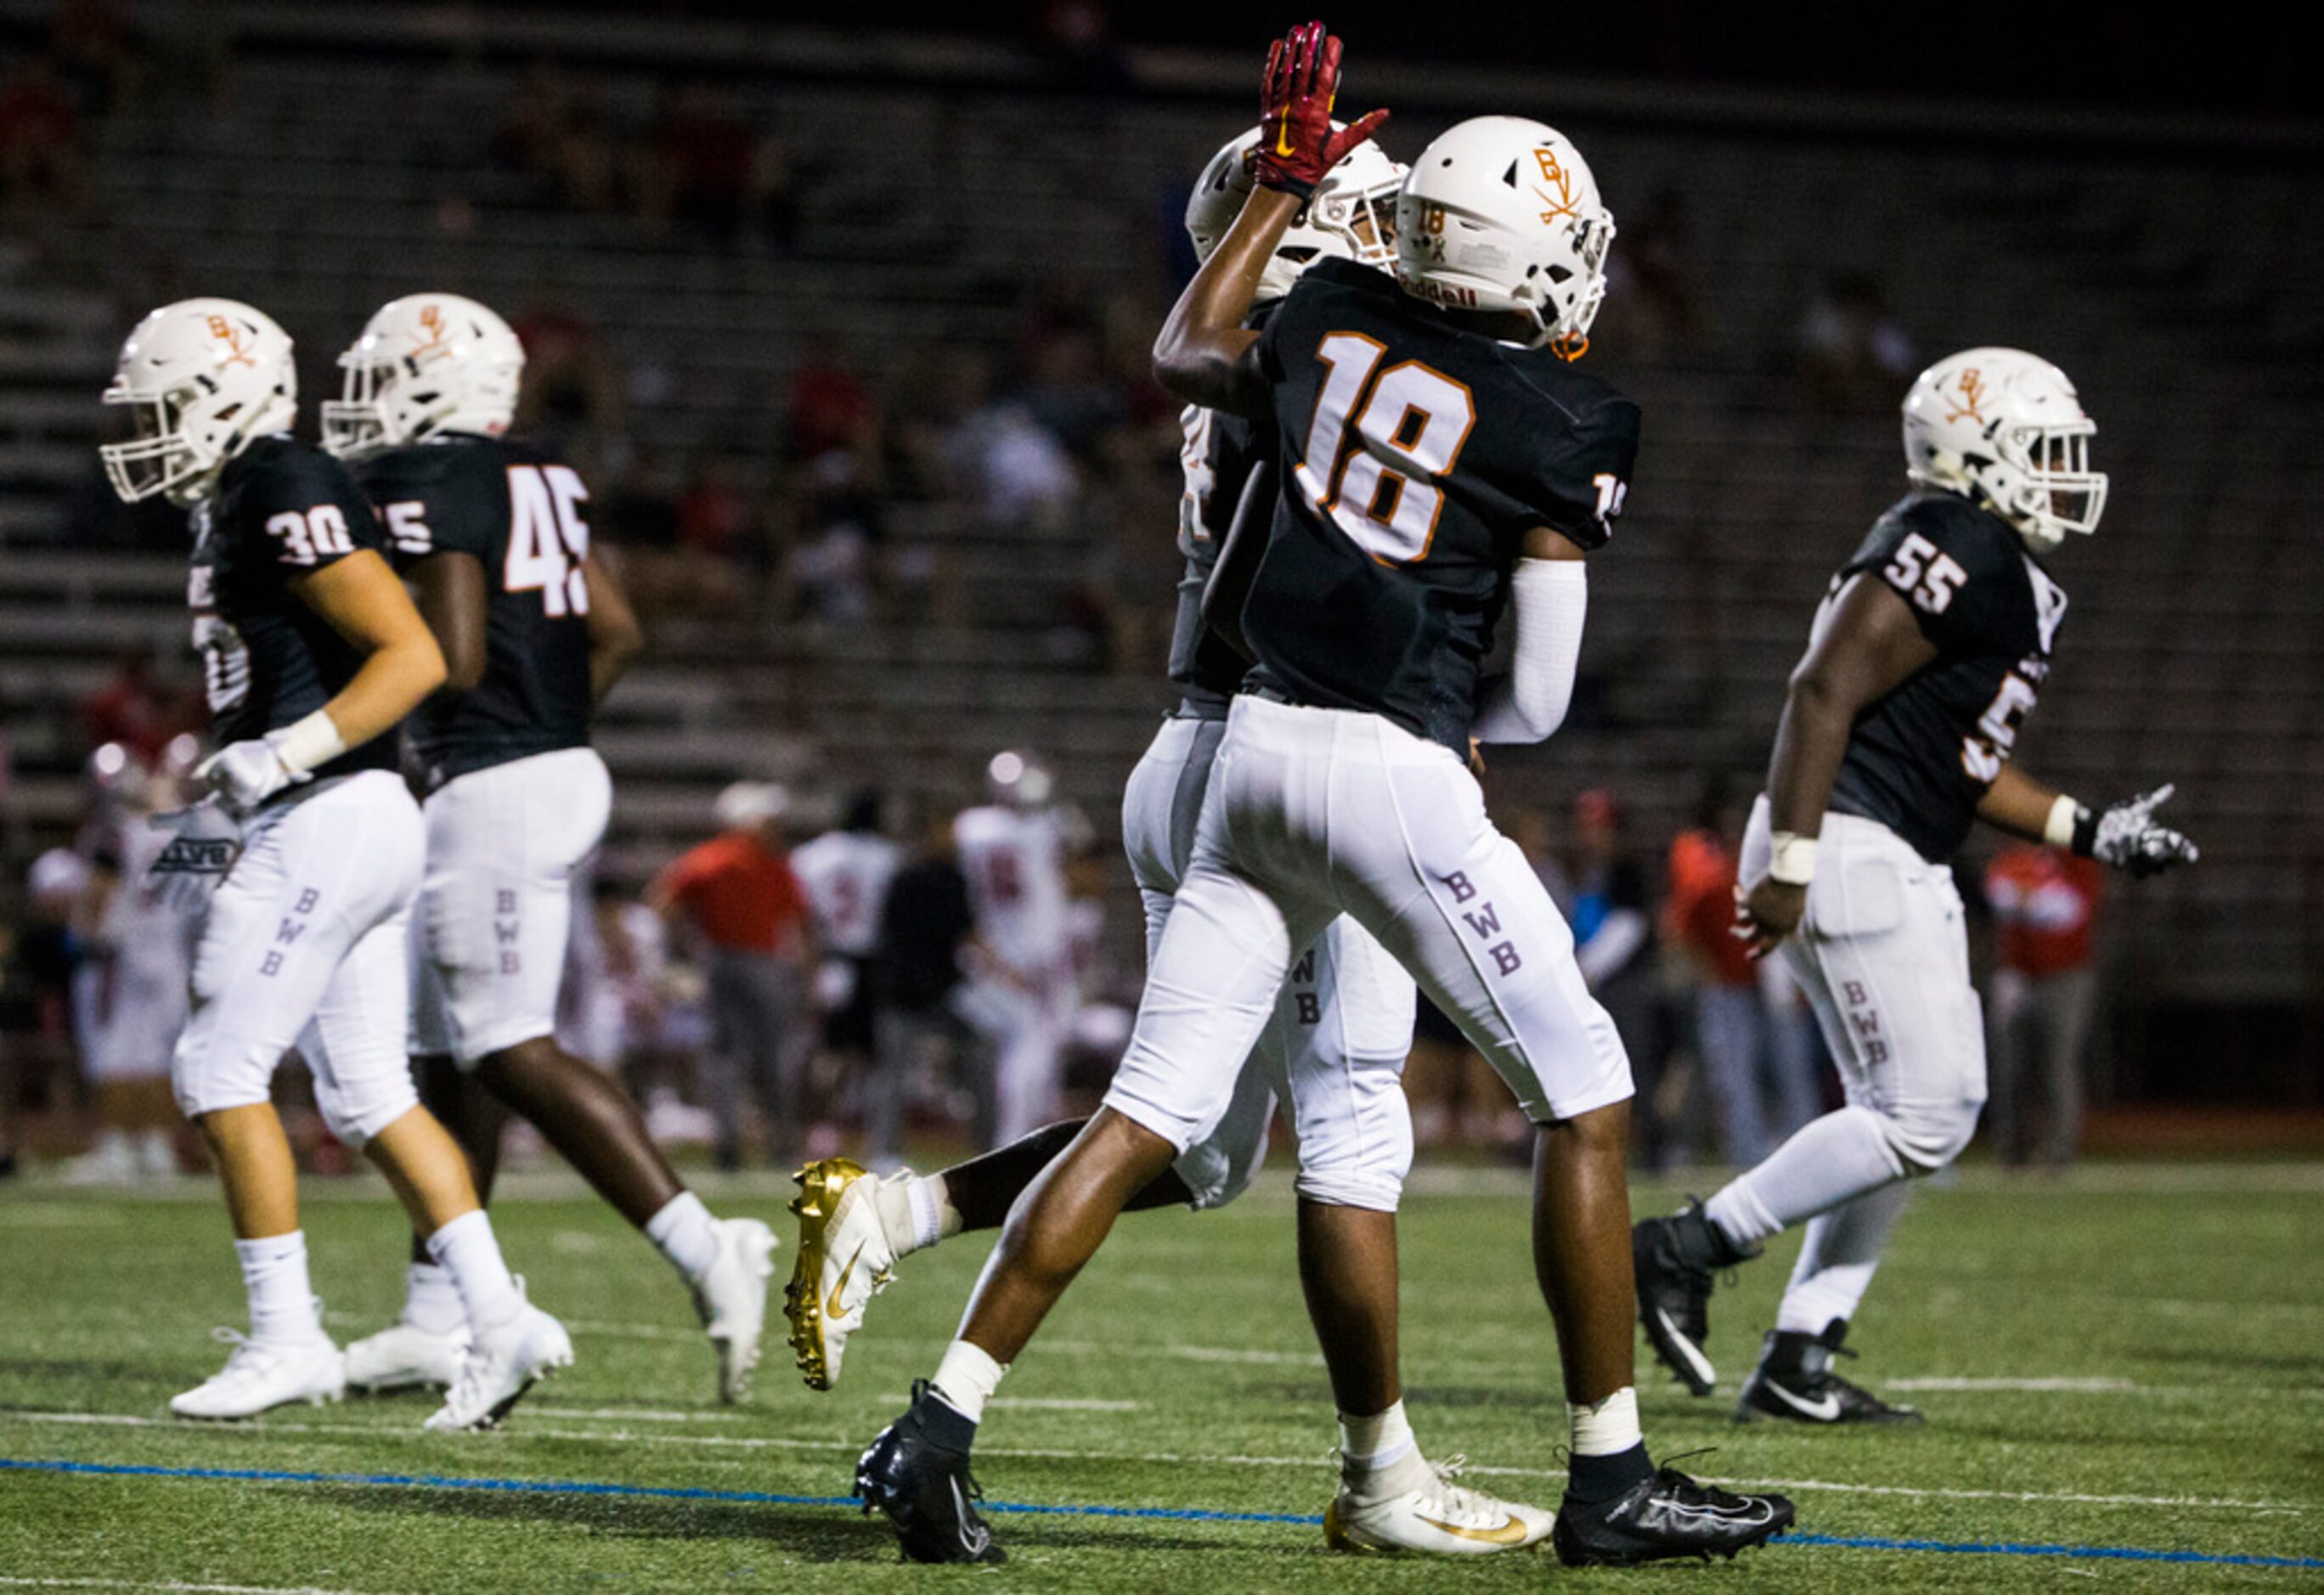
[1799,270,1915,413]
[80,645,176,764]
[1599,185,1708,361]
[1983,845,2104,1168]
[52,0,138,116]
[0,53,88,226]
[649,782,819,1169]
[871,814,979,1169]
[646,82,789,249]
[786,335,873,464]
[511,295,626,471]
[791,789,905,1158]
[794,442,884,627]
[1666,790,1820,1168]
[494,63,619,212]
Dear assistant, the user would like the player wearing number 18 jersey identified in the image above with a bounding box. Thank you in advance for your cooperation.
[327,295,776,1407]
[1635,347,2199,1428]
[857,26,1791,1570]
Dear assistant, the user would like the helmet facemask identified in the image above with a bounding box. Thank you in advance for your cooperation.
[1994,419,2107,550]
[101,382,212,504]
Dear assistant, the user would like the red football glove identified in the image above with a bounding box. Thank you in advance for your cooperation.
[1252,20,1390,198]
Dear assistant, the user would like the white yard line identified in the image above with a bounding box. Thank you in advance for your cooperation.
[1883,1377,2136,1392]
[0,1580,365,1595]
[4,1410,2309,1515]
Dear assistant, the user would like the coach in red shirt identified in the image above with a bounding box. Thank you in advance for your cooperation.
[1983,845,2103,1168]
[652,782,819,1169]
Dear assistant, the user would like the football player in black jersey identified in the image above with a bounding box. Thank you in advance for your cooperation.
[855,24,1791,1568]
[102,298,570,1429]
[320,295,778,1404]
[1633,348,2197,1426]
[799,129,1565,1555]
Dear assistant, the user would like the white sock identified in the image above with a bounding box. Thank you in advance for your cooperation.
[424,1209,525,1333]
[1567,1387,1643,1457]
[879,1173,954,1258]
[929,1339,1008,1423]
[1338,1399,1417,1473]
[234,1231,321,1344]
[401,1261,466,1336]
[1706,1106,1907,1248]
[645,1191,720,1282]
[1774,1181,1915,1333]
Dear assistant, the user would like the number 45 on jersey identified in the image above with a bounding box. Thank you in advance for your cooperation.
[385,464,592,617]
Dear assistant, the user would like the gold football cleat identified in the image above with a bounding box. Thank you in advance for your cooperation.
[785,1157,896,1391]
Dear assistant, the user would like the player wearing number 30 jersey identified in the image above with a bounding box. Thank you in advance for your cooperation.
[330,295,777,1407]
[858,30,1791,1570]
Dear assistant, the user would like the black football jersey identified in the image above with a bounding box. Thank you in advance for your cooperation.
[1242,257,1639,752]
[1825,492,2070,863]
[1166,307,1279,713]
[187,436,401,789]
[358,435,595,791]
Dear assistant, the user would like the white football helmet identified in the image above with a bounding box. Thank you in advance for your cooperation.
[1185,126,1405,304]
[1903,347,2107,552]
[101,298,297,505]
[322,293,525,458]
[1393,116,1615,358]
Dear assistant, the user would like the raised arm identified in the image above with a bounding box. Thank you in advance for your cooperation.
[1734,573,1937,955]
[1152,20,1387,419]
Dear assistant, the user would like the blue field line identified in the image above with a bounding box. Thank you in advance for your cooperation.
[5,1457,2321,1570]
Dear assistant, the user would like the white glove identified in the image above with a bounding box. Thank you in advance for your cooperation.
[146,800,244,914]
[195,736,307,814]
[2088,784,2199,878]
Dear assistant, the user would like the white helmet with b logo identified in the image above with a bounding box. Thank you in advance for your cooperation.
[322,293,525,458]
[1903,347,2107,552]
[1394,116,1615,359]
[1184,126,1405,305]
[101,298,297,505]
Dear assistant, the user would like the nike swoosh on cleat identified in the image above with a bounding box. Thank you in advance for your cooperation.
[826,1243,865,1322]
[1414,1513,1536,1546]
[1759,1380,1842,1422]
[1651,1308,1718,1387]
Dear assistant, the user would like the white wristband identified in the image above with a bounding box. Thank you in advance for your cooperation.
[265,709,347,776]
[1767,831,1818,886]
[2043,793,2081,849]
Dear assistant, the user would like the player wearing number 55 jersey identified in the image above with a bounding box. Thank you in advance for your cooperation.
[857,24,1791,1571]
[326,296,777,1406]
[103,298,567,1431]
[1633,348,2199,1429]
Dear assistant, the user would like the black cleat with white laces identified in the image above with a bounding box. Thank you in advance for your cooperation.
[1735,1319,1925,1426]
[855,1381,1007,1564]
[1632,1203,1756,1397]
[1553,1465,1795,1566]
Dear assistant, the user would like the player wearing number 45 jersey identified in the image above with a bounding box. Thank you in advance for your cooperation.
[103,298,567,1431]
[324,296,777,1406]
[855,22,1790,1570]
[1633,347,2199,1427]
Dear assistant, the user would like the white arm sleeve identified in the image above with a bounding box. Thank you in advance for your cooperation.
[1575,905,1647,988]
[1472,558,1587,745]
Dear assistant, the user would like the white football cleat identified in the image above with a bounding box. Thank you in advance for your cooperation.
[423,1290,573,1433]
[691,1216,778,1404]
[344,1320,471,1392]
[1324,1455,1555,1556]
[170,1327,345,1420]
[784,1158,897,1391]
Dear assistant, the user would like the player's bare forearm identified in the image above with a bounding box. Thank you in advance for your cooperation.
[582,550,644,703]
[409,551,488,693]
[1152,186,1298,418]
[1766,576,1938,837]
[290,551,448,750]
[1977,764,2066,843]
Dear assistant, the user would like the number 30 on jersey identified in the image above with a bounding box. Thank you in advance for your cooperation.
[1295,332,1475,564]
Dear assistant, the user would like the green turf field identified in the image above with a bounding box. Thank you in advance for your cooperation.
[2,1161,2319,1591]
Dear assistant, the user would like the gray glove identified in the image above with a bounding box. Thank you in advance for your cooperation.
[2081,784,2199,878]
[147,800,244,915]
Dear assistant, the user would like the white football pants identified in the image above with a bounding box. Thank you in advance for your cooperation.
[1707,798,1988,1333]
[173,770,425,1148]
[1104,697,1631,1163]
[1122,713,1419,1212]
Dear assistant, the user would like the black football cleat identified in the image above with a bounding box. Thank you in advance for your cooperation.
[1735,1319,1925,1426]
[855,1382,1006,1564]
[1632,1203,1752,1396]
[1553,1466,1794,1566]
